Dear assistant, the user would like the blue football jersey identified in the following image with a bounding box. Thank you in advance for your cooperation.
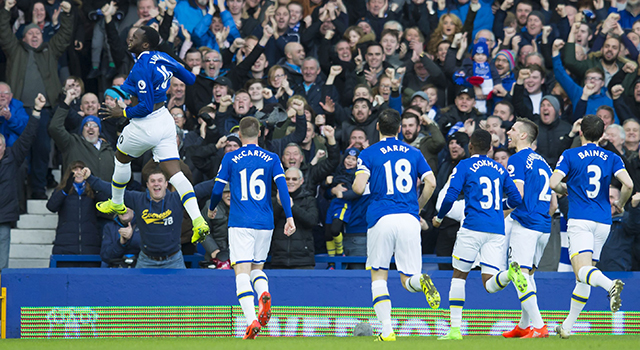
[438,155,522,235]
[120,51,195,119]
[215,144,286,230]
[508,148,552,233]
[356,137,432,228]
[555,143,626,225]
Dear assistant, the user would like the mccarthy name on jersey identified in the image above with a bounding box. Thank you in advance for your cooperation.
[231,148,274,163]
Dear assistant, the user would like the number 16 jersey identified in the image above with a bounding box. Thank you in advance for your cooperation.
[555,143,626,225]
[356,137,432,228]
[215,144,286,230]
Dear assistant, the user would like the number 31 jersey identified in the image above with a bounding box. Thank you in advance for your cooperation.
[216,144,285,230]
[356,137,432,228]
[555,143,626,225]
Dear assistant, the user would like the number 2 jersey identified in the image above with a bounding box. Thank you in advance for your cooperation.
[356,137,432,228]
[438,155,522,235]
[555,143,626,225]
[213,144,291,230]
[508,148,552,233]
[120,51,195,119]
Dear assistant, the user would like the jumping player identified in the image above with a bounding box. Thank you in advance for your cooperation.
[208,116,296,340]
[353,109,440,342]
[434,129,525,341]
[502,118,553,338]
[97,26,210,241]
[550,115,633,338]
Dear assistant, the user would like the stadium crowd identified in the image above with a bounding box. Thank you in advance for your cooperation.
[1,0,640,271]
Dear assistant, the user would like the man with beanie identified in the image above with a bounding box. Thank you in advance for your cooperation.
[518,10,556,49]
[494,50,516,94]
[49,88,115,182]
[512,68,572,167]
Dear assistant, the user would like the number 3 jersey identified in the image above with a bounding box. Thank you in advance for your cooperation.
[356,137,432,228]
[438,155,522,235]
[555,143,626,225]
[508,148,552,233]
[215,144,287,230]
[120,51,195,119]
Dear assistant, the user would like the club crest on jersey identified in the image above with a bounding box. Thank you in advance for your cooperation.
[138,80,146,91]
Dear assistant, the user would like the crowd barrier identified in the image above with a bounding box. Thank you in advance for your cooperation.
[1,269,638,338]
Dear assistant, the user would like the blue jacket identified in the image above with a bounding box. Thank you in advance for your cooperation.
[609,7,640,29]
[174,0,206,34]
[0,98,28,147]
[100,219,141,266]
[552,54,616,118]
[192,11,240,51]
[89,176,214,257]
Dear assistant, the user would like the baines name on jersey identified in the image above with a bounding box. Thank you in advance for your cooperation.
[578,148,608,161]
[380,144,409,154]
[470,158,504,175]
[231,149,273,163]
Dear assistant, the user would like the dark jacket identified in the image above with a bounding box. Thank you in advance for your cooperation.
[0,8,73,105]
[185,73,217,116]
[100,219,141,265]
[292,75,339,116]
[339,113,380,148]
[46,185,103,255]
[437,105,484,137]
[89,176,214,257]
[270,186,318,267]
[49,104,115,182]
[297,141,341,193]
[0,115,38,223]
[512,84,572,167]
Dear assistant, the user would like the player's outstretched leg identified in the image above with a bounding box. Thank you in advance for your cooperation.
[518,274,548,338]
[96,158,130,215]
[578,266,623,312]
[167,172,210,241]
[251,270,271,326]
[403,273,441,309]
[485,270,511,293]
[557,281,590,339]
[236,273,260,338]
[372,280,395,341]
[508,262,528,292]
[439,278,465,340]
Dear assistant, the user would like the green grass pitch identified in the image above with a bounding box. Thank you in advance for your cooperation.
[2,335,639,350]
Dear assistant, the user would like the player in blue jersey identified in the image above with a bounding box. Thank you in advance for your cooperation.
[96,26,210,240]
[208,117,295,340]
[502,118,553,338]
[352,109,440,342]
[550,115,633,339]
[433,129,524,341]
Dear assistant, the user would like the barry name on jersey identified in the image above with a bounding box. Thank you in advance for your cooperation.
[578,148,608,161]
[469,158,505,174]
[231,148,274,163]
[380,144,410,154]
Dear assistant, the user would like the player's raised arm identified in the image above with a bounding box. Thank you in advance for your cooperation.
[502,173,522,210]
[419,172,436,209]
[549,171,567,196]
[615,169,634,210]
[353,152,370,195]
[169,56,196,86]
[434,166,464,227]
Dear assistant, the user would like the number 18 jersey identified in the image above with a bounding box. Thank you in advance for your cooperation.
[356,137,432,228]
[215,144,286,230]
[555,143,626,225]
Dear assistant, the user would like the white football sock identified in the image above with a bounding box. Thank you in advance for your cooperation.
[449,278,466,328]
[517,274,544,329]
[404,275,422,293]
[372,280,393,337]
[578,266,613,291]
[485,271,510,293]
[251,270,269,297]
[169,172,202,222]
[562,281,590,332]
[111,158,130,205]
[236,273,257,326]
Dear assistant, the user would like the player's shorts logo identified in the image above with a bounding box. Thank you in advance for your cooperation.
[118,134,124,145]
[138,80,146,91]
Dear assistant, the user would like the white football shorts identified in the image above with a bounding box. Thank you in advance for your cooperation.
[452,227,506,275]
[566,219,610,262]
[117,106,180,162]
[509,219,549,270]
[366,213,421,276]
[229,227,273,265]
